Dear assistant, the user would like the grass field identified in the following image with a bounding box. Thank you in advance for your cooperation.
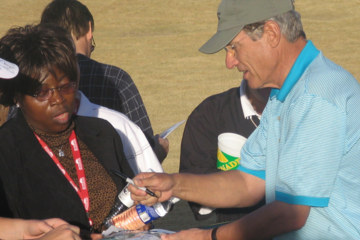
[1,0,359,231]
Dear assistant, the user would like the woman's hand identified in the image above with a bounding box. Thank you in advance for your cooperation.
[137,223,153,231]
[24,218,80,240]
[0,217,81,240]
[35,222,81,240]
[90,233,103,240]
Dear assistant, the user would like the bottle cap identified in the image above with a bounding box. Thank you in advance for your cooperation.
[153,202,168,217]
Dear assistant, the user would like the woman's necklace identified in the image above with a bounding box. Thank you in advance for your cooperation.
[29,119,74,159]
[58,146,65,157]
[54,140,68,157]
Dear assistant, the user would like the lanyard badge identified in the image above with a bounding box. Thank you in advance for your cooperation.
[35,130,93,226]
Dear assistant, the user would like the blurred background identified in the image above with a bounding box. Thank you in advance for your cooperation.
[1,0,359,231]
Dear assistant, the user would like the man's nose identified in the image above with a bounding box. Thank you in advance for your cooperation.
[225,51,238,69]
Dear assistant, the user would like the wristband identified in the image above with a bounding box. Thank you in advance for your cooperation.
[211,227,218,240]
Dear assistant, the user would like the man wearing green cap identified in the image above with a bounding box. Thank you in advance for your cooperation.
[129,0,360,239]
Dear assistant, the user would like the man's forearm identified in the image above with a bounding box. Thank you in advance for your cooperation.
[171,170,265,208]
[215,201,310,240]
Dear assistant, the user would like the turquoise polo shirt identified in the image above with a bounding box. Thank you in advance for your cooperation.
[238,41,360,239]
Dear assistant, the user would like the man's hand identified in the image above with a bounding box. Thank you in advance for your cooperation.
[153,135,169,162]
[129,172,175,205]
[158,137,169,155]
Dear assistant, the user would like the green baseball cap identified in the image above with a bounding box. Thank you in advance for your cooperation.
[199,0,294,54]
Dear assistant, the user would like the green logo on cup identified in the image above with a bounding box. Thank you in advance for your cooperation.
[217,149,240,171]
[217,133,246,171]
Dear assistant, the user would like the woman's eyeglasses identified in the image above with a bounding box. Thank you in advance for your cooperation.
[32,82,77,101]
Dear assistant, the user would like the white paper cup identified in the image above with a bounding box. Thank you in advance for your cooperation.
[217,133,247,171]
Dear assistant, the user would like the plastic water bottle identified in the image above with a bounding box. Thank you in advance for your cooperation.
[112,197,179,230]
[102,183,134,229]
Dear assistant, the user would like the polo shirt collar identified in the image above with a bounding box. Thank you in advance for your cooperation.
[240,80,261,119]
[270,40,320,102]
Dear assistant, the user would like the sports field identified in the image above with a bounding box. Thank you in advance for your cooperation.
[1,0,359,231]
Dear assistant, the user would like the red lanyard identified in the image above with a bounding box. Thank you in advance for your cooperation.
[34,130,93,226]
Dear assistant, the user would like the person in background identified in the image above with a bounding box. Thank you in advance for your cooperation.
[40,0,169,162]
[180,80,269,224]
[0,24,133,236]
[76,90,163,174]
[129,0,360,239]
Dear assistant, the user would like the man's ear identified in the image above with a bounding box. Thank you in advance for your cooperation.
[86,21,93,41]
[263,21,281,48]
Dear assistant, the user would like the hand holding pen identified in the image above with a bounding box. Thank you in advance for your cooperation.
[124,172,176,207]
[111,170,158,198]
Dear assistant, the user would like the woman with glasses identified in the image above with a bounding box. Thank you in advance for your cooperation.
[0,24,134,237]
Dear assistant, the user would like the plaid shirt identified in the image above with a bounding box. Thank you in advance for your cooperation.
[77,54,153,137]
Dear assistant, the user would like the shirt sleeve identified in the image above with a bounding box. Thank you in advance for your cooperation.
[237,109,269,180]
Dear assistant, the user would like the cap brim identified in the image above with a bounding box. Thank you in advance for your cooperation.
[0,58,19,79]
[199,25,244,54]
